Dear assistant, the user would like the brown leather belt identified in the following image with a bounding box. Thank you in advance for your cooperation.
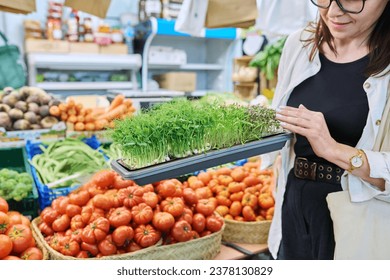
[293,157,344,184]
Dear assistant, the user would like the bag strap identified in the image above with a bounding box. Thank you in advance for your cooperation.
[0,31,8,45]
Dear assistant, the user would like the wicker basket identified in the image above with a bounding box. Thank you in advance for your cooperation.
[31,226,50,260]
[140,224,224,260]
[222,219,271,244]
[32,217,223,260]
[31,217,163,260]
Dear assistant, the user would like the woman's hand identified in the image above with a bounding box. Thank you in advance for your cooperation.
[275,104,338,160]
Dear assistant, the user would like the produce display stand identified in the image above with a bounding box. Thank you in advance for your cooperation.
[111,132,292,185]
[0,122,66,149]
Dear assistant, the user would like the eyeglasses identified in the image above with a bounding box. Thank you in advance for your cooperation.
[310,0,366,14]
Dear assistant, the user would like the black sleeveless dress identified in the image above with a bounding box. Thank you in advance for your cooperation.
[278,53,369,259]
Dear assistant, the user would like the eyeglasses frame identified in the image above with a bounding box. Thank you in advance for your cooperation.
[310,0,366,14]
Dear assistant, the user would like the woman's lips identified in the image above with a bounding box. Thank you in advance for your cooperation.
[329,20,350,28]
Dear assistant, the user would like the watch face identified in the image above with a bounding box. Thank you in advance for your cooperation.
[351,156,363,168]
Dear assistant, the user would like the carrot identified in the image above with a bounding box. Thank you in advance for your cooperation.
[77,115,85,123]
[60,112,68,121]
[95,119,108,130]
[74,122,85,131]
[49,106,60,117]
[99,104,127,121]
[85,114,95,123]
[67,108,77,116]
[58,103,68,112]
[123,99,132,107]
[108,95,125,111]
[67,115,78,123]
[85,122,96,131]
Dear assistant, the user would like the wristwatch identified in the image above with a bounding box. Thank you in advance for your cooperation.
[348,149,365,172]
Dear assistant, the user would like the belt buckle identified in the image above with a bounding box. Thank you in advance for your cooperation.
[295,157,317,181]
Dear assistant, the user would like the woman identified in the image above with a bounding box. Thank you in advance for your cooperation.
[269,0,389,259]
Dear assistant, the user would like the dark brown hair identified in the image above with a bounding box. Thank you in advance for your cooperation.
[305,2,389,77]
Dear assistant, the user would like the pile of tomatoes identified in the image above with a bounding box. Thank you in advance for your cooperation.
[185,161,275,222]
[37,170,224,258]
[0,197,44,260]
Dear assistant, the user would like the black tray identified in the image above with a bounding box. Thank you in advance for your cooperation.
[111,132,292,185]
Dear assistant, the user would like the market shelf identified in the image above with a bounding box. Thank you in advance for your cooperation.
[111,132,292,185]
[148,63,224,71]
[36,82,136,91]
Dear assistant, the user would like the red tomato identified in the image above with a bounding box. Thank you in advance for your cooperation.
[40,207,59,225]
[107,207,132,228]
[98,235,117,256]
[197,171,211,185]
[229,201,242,217]
[70,214,85,231]
[178,207,193,225]
[76,250,89,258]
[118,187,143,209]
[157,180,177,198]
[258,193,275,209]
[51,214,70,232]
[152,212,175,232]
[131,203,153,225]
[231,167,246,182]
[241,193,258,209]
[51,196,67,213]
[182,188,198,206]
[20,247,43,260]
[2,255,21,260]
[112,226,134,247]
[206,214,224,232]
[125,241,142,253]
[195,187,213,200]
[67,229,82,244]
[215,205,229,217]
[57,197,71,215]
[0,234,13,259]
[105,189,122,208]
[134,224,161,248]
[81,242,99,257]
[0,197,9,213]
[7,224,33,254]
[65,204,82,218]
[195,199,216,216]
[161,197,185,217]
[113,176,135,189]
[81,206,104,224]
[192,213,206,233]
[7,211,23,226]
[69,190,90,207]
[242,205,256,221]
[142,192,159,208]
[38,221,54,237]
[81,217,110,244]
[171,220,193,242]
[137,184,154,194]
[92,194,113,211]
[0,212,10,234]
[91,170,116,190]
[191,230,200,240]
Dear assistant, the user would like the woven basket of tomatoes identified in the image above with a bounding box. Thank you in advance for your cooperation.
[186,161,275,244]
[0,197,48,260]
[31,170,224,260]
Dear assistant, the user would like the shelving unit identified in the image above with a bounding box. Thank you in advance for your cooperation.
[26,53,142,94]
[134,17,241,94]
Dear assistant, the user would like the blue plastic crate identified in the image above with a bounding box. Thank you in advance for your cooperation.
[25,136,103,210]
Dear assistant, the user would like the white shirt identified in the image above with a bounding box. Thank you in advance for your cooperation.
[268,28,390,259]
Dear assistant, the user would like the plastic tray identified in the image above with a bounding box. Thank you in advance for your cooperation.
[25,136,103,210]
[111,132,292,185]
